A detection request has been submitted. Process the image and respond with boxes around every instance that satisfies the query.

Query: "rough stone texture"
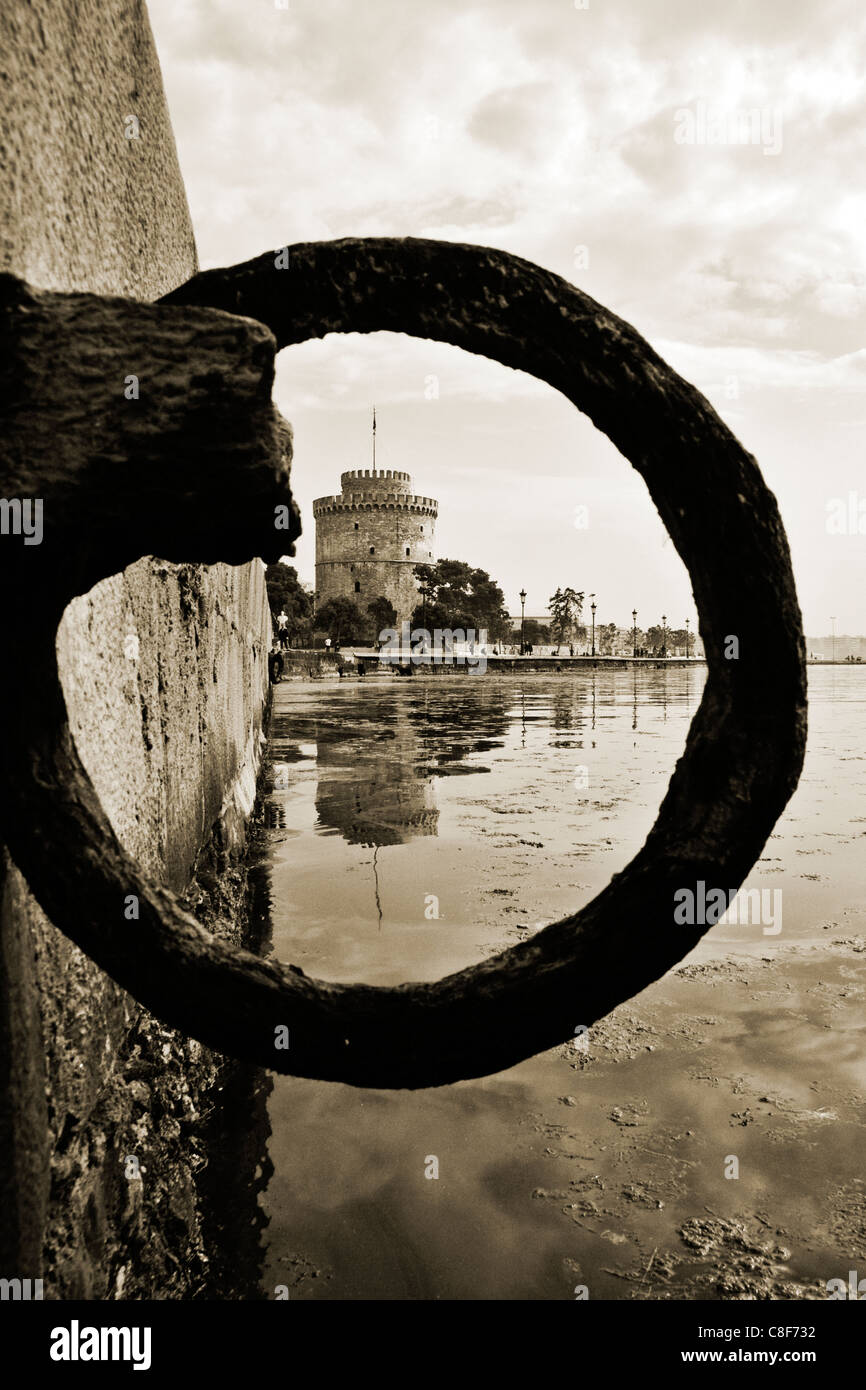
[0,850,51,1283]
[278,650,342,680]
[0,0,274,1295]
[314,468,437,623]
[58,562,271,892]
[0,0,195,299]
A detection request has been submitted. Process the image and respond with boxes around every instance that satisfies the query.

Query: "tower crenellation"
[340,468,413,494]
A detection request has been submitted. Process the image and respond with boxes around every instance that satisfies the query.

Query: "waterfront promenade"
[275,647,858,679]
[346,649,704,672]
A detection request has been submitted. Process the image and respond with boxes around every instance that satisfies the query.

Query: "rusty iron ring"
[2,241,807,1088]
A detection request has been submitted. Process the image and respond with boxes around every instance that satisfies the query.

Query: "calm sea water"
[250,666,866,1299]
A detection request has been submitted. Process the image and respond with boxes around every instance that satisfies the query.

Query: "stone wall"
[278,649,342,680]
[0,0,273,1296]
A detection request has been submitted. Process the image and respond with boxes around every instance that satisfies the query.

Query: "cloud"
[467,82,558,156]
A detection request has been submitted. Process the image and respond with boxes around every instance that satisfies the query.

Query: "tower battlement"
[313,493,438,516]
[340,468,412,491]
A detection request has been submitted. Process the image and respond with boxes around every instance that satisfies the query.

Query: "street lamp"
[519,588,527,655]
[591,598,597,657]
[632,608,638,658]
[830,615,836,663]
[685,617,691,659]
[661,614,667,657]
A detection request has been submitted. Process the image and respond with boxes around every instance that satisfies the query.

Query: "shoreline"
[276,648,864,679]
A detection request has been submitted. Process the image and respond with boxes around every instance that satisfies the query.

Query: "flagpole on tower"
[372,405,376,470]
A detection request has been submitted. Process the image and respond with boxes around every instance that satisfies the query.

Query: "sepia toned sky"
[149,0,866,634]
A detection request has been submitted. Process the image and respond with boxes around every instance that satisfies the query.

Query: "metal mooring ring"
[4,240,806,1088]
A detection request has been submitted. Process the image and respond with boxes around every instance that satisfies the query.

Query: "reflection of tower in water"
[315,724,440,846]
[313,686,512,847]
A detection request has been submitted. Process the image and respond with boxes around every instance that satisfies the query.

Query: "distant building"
[509,616,549,632]
[313,432,438,628]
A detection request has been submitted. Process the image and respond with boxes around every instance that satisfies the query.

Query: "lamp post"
[632,608,638,658]
[591,598,597,657]
[519,588,527,655]
[661,614,667,658]
[685,617,691,659]
[830,615,836,663]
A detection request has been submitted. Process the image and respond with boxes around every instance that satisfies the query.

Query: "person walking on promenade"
[268,647,284,683]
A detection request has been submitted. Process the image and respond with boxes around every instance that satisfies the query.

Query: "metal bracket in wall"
[0,244,806,1089]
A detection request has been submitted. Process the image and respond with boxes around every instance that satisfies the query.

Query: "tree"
[315,597,366,646]
[547,588,565,644]
[265,563,313,646]
[367,595,397,645]
[547,587,585,645]
[598,622,619,655]
[521,618,549,646]
[412,559,511,642]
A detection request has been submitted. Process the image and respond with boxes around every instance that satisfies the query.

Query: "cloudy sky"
[149,0,865,635]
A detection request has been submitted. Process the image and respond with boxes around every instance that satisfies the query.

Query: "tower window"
[405,547,410,556]
[369,546,375,554]
[354,581,361,593]
[354,522,359,530]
